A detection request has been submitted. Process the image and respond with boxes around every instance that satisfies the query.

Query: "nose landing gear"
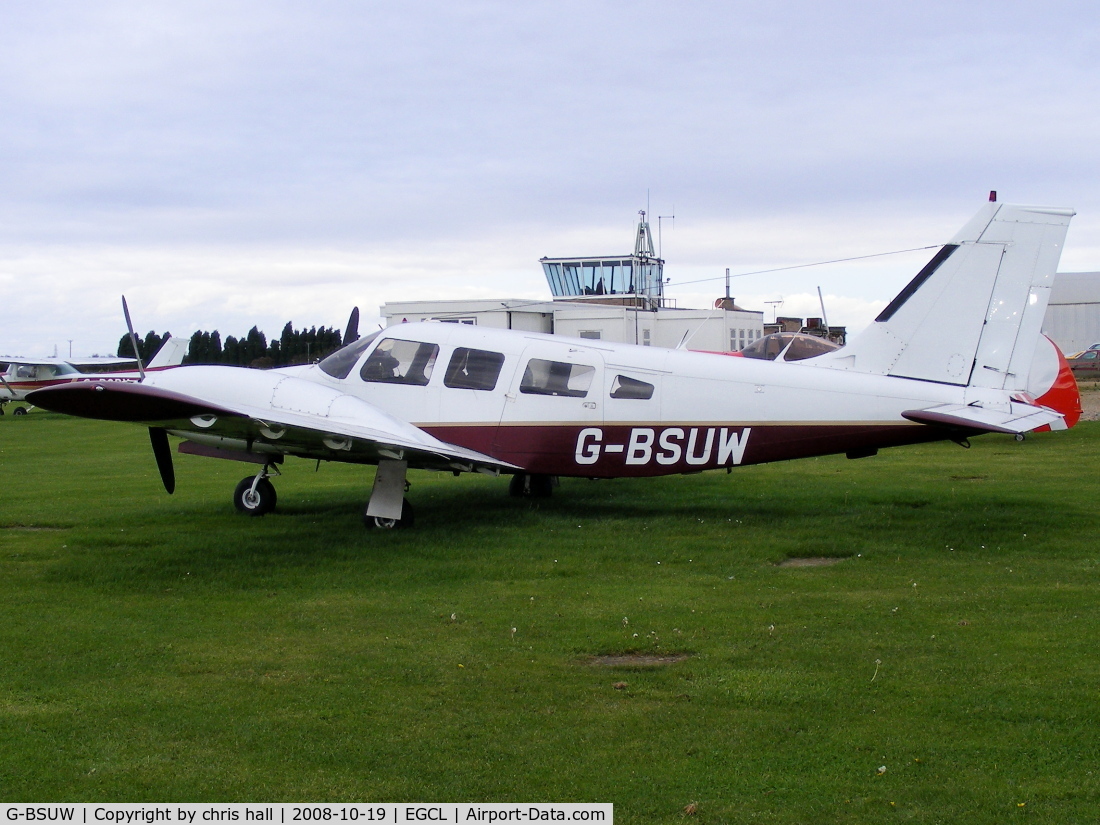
[233,464,280,516]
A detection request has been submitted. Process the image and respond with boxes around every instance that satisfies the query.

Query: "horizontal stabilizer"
[901,402,1065,435]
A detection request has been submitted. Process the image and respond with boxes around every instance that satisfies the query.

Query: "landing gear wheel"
[12,407,27,416]
[509,473,554,498]
[233,476,277,516]
[363,497,414,529]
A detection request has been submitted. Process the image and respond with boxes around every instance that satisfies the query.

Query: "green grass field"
[1,413,1098,822]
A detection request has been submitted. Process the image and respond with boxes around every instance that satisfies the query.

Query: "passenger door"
[493,343,605,471]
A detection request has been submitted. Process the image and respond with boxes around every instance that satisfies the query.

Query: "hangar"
[1043,272,1100,355]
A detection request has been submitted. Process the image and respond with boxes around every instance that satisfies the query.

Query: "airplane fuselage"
[139,320,1045,479]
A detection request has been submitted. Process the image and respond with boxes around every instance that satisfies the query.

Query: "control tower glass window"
[582,262,602,294]
[541,256,661,299]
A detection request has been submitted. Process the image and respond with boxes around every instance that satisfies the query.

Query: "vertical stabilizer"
[147,336,189,369]
[819,203,1074,390]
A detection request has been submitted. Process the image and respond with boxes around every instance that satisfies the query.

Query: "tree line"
[117,322,346,368]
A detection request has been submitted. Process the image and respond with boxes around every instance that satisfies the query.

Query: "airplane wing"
[65,357,137,367]
[901,402,1065,434]
[27,378,517,475]
[0,356,135,367]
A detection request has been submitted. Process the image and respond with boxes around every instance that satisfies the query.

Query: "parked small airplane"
[1,337,188,415]
[30,202,1081,527]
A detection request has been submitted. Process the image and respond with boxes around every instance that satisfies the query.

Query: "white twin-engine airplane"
[30,202,1082,528]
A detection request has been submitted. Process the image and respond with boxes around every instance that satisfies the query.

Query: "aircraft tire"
[233,476,277,516]
[12,407,27,416]
[364,497,413,530]
[508,473,526,497]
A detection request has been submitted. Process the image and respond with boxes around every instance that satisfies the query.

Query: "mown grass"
[1,412,1098,822]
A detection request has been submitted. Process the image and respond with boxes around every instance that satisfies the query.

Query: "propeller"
[344,306,360,345]
[122,295,146,381]
[149,427,175,494]
[123,295,174,494]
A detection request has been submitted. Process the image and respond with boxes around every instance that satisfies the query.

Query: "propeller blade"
[149,427,175,494]
[122,295,146,381]
[343,306,360,345]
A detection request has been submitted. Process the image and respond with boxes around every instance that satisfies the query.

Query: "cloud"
[1,1,1098,355]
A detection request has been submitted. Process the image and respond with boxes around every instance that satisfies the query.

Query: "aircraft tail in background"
[147,335,188,369]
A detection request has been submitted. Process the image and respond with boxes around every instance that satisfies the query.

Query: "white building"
[381,296,765,351]
[382,213,765,351]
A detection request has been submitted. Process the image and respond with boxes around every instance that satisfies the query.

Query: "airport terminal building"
[382,213,768,352]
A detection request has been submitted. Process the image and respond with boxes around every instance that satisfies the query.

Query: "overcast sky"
[2,0,1098,357]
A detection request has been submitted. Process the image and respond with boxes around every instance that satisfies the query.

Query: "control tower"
[540,211,665,309]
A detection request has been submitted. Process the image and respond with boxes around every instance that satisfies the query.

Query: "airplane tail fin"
[147,335,188,369]
[819,203,1074,393]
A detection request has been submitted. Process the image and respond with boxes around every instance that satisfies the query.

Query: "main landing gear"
[233,464,279,516]
[364,497,414,530]
[363,459,414,529]
[509,472,555,498]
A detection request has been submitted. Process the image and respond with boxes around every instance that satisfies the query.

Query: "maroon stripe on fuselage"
[4,378,76,392]
[421,422,944,477]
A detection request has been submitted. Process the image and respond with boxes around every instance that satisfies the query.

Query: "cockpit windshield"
[739,333,839,362]
[318,330,383,379]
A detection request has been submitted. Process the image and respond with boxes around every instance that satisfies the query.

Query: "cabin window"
[444,347,506,390]
[319,330,382,379]
[360,338,439,385]
[610,375,654,400]
[520,359,595,398]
